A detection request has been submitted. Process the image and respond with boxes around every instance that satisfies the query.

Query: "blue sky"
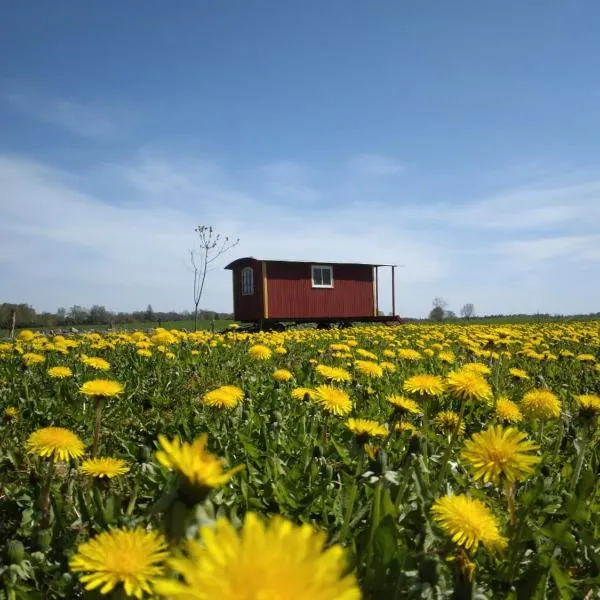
[1,1,599,317]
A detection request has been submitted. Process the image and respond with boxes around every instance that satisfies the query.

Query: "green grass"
[6,319,233,337]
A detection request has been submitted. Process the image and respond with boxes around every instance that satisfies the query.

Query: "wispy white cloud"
[0,154,448,316]
[2,151,600,317]
[435,180,600,231]
[496,235,600,264]
[4,84,125,138]
[348,154,406,177]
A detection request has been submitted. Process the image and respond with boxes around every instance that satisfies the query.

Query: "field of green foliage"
[0,323,599,599]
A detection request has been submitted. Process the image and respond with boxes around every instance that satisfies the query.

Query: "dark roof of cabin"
[224,257,397,270]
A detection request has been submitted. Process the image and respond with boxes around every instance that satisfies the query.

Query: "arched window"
[241,267,254,295]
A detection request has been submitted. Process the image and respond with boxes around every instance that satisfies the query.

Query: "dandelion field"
[1,323,599,599]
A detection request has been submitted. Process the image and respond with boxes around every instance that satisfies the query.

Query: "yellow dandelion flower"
[575,394,600,417]
[434,411,465,435]
[69,528,168,598]
[156,433,243,492]
[445,370,492,403]
[379,361,396,373]
[386,394,421,415]
[509,368,529,380]
[462,363,491,376]
[202,385,244,409]
[576,353,596,363]
[438,351,455,364]
[354,360,383,378]
[80,380,124,398]
[18,329,35,342]
[461,425,540,484]
[345,418,388,439]
[521,389,561,420]
[495,397,523,423]
[82,356,111,371]
[275,346,287,355]
[291,387,316,401]
[356,348,377,360]
[330,343,351,353]
[80,457,130,479]
[431,494,507,552]
[153,512,360,600]
[273,369,293,382]
[395,421,418,436]
[397,348,423,361]
[313,385,352,416]
[22,352,45,367]
[26,427,85,462]
[48,366,73,379]
[403,374,445,397]
[137,349,152,358]
[315,364,352,382]
[5,406,19,419]
[248,344,272,360]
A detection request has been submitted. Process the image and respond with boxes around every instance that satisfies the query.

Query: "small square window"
[311,265,333,288]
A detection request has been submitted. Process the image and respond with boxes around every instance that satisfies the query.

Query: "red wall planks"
[265,262,374,319]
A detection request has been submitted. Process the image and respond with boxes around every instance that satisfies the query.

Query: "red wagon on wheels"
[225,257,401,331]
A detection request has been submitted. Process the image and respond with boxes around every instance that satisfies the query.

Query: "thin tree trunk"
[10,309,16,339]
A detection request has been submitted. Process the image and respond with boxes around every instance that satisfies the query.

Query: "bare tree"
[190,225,239,331]
[460,303,475,319]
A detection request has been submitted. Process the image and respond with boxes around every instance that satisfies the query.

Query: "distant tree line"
[421,297,599,323]
[0,303,233,330]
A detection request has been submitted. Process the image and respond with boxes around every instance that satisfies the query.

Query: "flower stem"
[504,479,517,526]
[40,461,55,529]
[422,398,430,465]
[92,396,104,457]
[570,421,590,493]
[435,398,466,489]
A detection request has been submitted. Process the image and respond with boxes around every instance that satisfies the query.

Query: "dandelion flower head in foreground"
[313,386,353,416]
[202,385,244,409]
[26,426,85,462]
[80,457,130,479]
[153,512,360,600]
[69,528,168,598]
[156,433,243,491]
[315,364,352,383]
[273,368,293,383]
[81,356,111,371]
[397,348,423,361]
[461,425,540,484]
[403,374,445,397]
[22,352,45,367]
[574,394,600,417]
[445,370,493,403]
[345,418,388,439]
[354,360,384,378]
[248,344,272,360]
[495,397,523,423]
[434,410,465,435]
[509,368,529,380]
[291,387,317,401]
[79,379,124,398]
[521,389,561,420]
[48,366,73,379]
[5,406,19,419]
[386,394,421,415]
[431,494,507,552]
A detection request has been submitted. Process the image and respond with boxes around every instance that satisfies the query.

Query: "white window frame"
[311,264,334,288]
[241,266,254,295]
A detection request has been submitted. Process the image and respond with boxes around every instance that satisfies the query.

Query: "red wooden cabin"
[224,257,399,327]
